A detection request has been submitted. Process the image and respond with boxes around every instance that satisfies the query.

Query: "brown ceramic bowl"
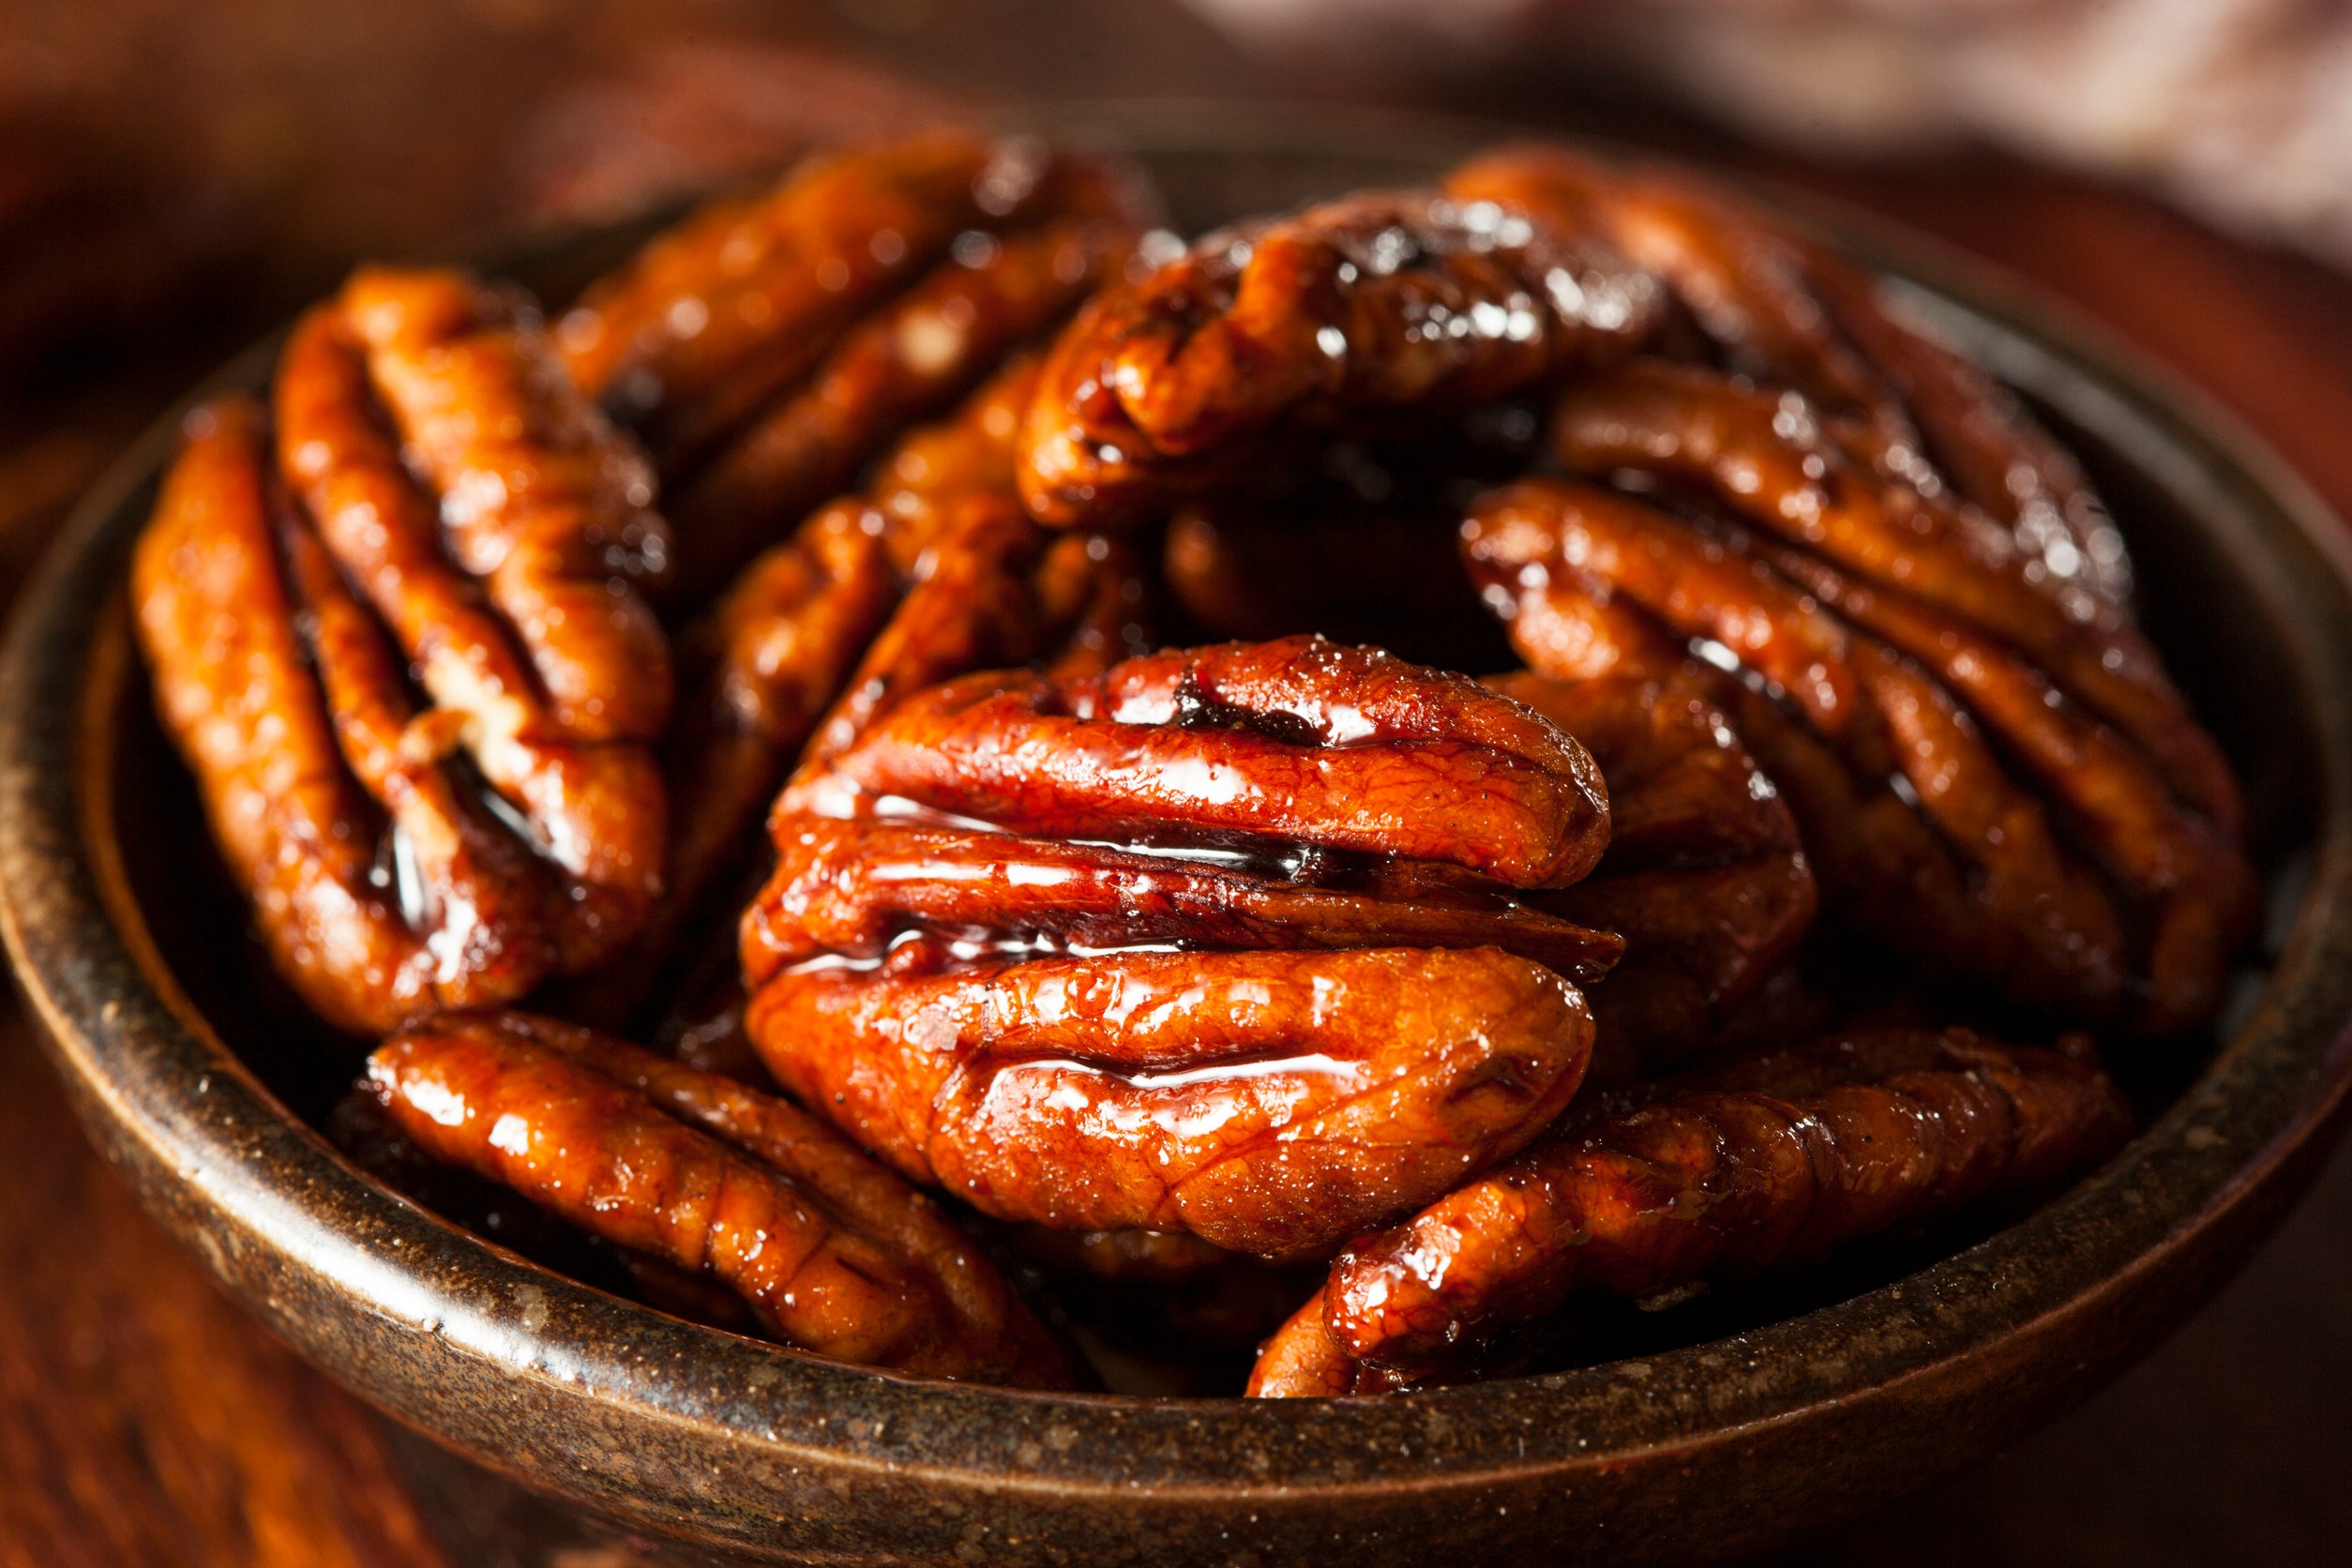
[5,105,2351,1567]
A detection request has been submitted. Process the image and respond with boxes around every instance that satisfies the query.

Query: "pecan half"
[1464,477,2254,1033]
[744,636,1616,1259]
[137,274,671,1032]
[1445,142,2130,611]
[556,130,1154,495]
[1247,1027,2133,1395]
[1017,188,1664,527]
[368,1010,1077,1388]
[1490,666,1818,1078]
[276,266,671,946]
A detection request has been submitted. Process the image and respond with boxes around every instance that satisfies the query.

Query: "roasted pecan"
[567,345,1146,1033]
[1489,666,1818,1078]
[276,266,671,948]
[1550,360,2237,835]
[137,271,672,1033]
[556,130,1153,494]
[664,217,1135,600]
[1464,477,2254,1033]
[1445,142,2131,611]
[368,1010,1077,1388]
[1247,1027,2133,1395]
[1017,188,1663,528]
[744,636,1616,1259]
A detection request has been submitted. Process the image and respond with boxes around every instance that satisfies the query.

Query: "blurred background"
[2,3,2348,1563]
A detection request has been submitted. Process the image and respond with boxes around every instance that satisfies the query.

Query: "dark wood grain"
[0,1010,453,1568]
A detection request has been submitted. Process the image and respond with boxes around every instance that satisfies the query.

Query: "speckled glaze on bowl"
[5,106,2351,1568]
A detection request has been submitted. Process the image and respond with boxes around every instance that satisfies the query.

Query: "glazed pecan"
[556,129,1153,495]
[566,349,1147,1034]
[1489,667,1818,1079]
[137,292,670,1033]
[744,637,1618,1259]
[275,266,671,956]
[1445,142,2131,611]
[1017,188,1663,528]
[664,217,1134,599]
[1247,1027,2133,1395]
[1550,360,2237,835]
[368,1010,1076,1387]
[1464,478,2254,1033]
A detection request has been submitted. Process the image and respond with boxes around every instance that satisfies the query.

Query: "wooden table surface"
[3,14,2351,1564]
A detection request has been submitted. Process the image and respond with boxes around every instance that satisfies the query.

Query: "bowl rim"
[6,98,2352,1523]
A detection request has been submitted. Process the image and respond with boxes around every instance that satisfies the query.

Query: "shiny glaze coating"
[1466,510,2049,1019]
[1491,669,1817,1077]
[1470,481,2118,1017]
[1444,142,2132,611]
[1249,1028,2133,1395]
[579,362,1142,1032]
[134,400,469,1031]
[135,394,656,1031]
[1552,359,2239,837]
[556,130,1152,474]
[741,817,1622,984]
[668,218,1132,600]
[746,945,1592,1259]
[1466,475,2254,1033]
[749,635,1612,1258]
[1018,188,1662,526]
[277,268,670,948]
[368,1010,1076,1388]
[870,352,1044,571]
[787,636,1612,888]
[1753,535,2256,1034]
[335,266,672,747]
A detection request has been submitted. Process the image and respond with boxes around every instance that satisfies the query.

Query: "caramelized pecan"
[1247,1027,2132,1395]
[1489,667,1817,1078]
[1550,360,2237,835]
[1445,142,2131,610]
[557,130,1153,482]
[277,267,671,955]
[665,217,1133,599]
[1464,477,2253,1033]
[369,1010,1076,1387]
[746,637,1614,1259]
[1018,188,1662,527]
[136,349,665,1032]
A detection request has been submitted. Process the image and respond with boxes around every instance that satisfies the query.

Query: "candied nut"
[559,129,1154,479]
[369,1010,1076,1387]
[135,382,658,1032]
[1463,476,2253,1033]
[1247,1027,2133,1395]
[746,636,1616,1259]
[1445,141,2131,609]
[1017,188,1664,527]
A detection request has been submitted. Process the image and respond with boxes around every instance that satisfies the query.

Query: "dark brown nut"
[1549,359,2238,837]
[277,267,671,958]
[1018,188,1663,527]
[1464,475,2255,1035]
[665,217,1133,600]
[1248,1027,2132,1395]
[557,130,1154,475]
[1490,667,1817,1078]
[1444,141,2131,611]
[368,1010,1077,1388]
[134,397,604,1032]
